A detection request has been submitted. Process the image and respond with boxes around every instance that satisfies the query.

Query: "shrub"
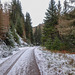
[13,33,20,45]
[45,38,53,50]
[45,37,63,50]
[51,37,62,50]
[5,31,15,47]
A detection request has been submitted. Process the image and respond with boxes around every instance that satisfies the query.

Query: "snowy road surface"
[0,46,75,75]
[0,47,40,75]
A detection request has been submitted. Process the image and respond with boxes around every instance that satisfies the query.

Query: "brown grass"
[42,47,75,54]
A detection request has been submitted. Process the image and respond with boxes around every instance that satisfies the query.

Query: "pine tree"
[57,0,61,24]
[37,25,42,45]
[10,0,25,37]
[58,0,61,17]
[25,12,33,44]
[63,0,68,14]
[34,27,38,45]
[16,14,23,37]
[8,0,26,45]
[10,0,17,25]
[33,25,42,45]
[42,0,60,50]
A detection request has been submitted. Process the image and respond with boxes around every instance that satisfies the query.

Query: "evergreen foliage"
[45,37,62,50]
[10,0,26,38]
[63,0,68,14]
[16,14,23,37]
[57,0,61,18]
[33,27,38,45]
[25,12,33,44]
[5,0,26,46]
[5,31,15,47]
[33,25,42,45]
[42,0,61,50]
[38,25,42,45]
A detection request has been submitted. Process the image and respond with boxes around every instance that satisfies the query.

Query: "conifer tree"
[9,0,26,44]
[25,12,33,44]
[37,25,42,45]
[63,0,68,14]
[10,0,25,37]
[58,0,61,17]
[34,27,38,45]
[57,0,61,24]
[33,25,42,45]
[42,0,60,50]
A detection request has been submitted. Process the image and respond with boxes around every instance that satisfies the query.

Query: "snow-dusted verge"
[0,36,27,64]
[0,38,20,58]
[7,30,28,47]
[17,33,28,47]
[0,47,29,65]
[0,39,11,58]
[0,30,28,58]
[0,50,18,64]
[35,47,75,75]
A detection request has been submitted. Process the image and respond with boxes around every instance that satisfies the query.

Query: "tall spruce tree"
[34,27,38,45]
[57,0,61,24]
[37,25,42,45]
[58,0,61,17]
[33,25,42,45]
[25,12,33,44]
[63,0,68,14]
[9,0,26,44]
[42,0,61,50]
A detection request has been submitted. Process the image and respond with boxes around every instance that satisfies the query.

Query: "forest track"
[0,47,29,75]
[0,47,41,75]
[24,48,41,75]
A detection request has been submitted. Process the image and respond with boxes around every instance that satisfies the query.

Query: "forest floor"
[0,46,75,75]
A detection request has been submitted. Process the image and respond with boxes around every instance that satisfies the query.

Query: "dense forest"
[33,0,75,52]
[0,0,75,52]
[0,0,33,47]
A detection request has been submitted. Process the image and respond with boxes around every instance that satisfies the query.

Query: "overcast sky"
[1,0,64,27]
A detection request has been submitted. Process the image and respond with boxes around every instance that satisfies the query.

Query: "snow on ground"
[35,47,75,75]
[0,39,11,58]
[0,47,29,64]
[0,47,29,75]
[17,33,28,47]
[0,49,20,64]
[0,33,28,64]
[7,47,36,75]
[0,46,75,75]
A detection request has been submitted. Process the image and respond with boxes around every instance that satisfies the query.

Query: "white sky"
[1,0,64,27]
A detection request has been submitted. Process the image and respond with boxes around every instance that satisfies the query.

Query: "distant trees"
[34,27,38,45]
[10,0,24,37]
[33,25,42,45]
[63,0,68,14]
[58,0,61,18]
[63,0,75,14]
[38,25,42,45]
[25,12,33,44]
[4,0,26,46]
[10,0,34,44]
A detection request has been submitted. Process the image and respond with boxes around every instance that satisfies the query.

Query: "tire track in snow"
[25,48,41,75]
[7,47,41,75]
[0,47,29,75]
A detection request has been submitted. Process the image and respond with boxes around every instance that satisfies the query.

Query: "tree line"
[41,0,75,51]
[34,0,75,52]
[4,0,33,46]
[3,0,75,52]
